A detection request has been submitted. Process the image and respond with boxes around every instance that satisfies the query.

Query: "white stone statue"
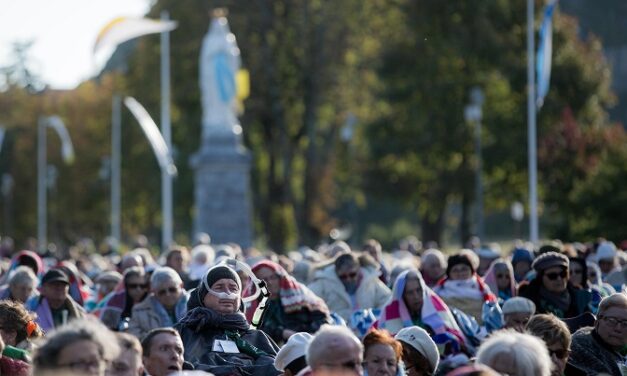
[199,9,241,140]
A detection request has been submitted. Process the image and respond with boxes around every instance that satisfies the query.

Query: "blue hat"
[512,248,534,265]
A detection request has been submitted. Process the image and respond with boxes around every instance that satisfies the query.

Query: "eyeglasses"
[548,348,570,359]
[127,283,148,290]
[496,274,510,279]
[157,287,179,296]
[338,271,358,280]
[599,315,627,329]
[544,270,568,281]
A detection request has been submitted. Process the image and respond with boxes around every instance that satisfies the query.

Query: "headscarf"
[7,251,44,279]
[374,269,467,347]
[245,260,328,322]
[482,259,516,301]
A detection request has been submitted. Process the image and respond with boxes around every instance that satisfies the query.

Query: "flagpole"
[161,10,173,252]
[527,0,539,243]
[37,117,47,253]
[111,95,121,250]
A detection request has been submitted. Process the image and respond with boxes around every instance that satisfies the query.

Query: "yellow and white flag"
[94,17,177,56]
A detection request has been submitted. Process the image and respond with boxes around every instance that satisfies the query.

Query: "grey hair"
[8,265,38,287]
[476,329,551,376]
[306,324,363,369]
[33,317,120,371]
[150,266,182,291]
[421,249,446,268]
[597,292,627,317]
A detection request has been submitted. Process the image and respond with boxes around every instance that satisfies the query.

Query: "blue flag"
[536,0,558,109]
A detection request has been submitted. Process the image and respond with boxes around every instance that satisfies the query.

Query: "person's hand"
[282,329,297,340]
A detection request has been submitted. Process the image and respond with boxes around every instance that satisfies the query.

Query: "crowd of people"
[0,235,625,376]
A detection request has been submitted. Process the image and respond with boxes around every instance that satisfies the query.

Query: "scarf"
[482,259,516,301]
[435,275,496,303]
[150,293,189,327]
[178,307,250,333]
[539,286,571,318]
[375,269,468,347]
[245,260,329,322]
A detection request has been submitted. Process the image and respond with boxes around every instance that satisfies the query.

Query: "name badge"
[212,339,240,353]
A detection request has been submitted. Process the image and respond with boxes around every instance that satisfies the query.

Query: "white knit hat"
[274,332,313,371]
[501,296,536,315]
[395,326,439,374]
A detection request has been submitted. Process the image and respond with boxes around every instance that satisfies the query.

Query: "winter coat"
[25,295,85,334]
[128,292,189,339]
[175,307,280,376]
[257,298,332,345]
[569,327,625,376]
[518,279,591,319]
[308,265,391,322]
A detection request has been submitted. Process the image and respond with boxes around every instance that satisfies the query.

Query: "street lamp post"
[37,116,74,253]
[464,87,485,240]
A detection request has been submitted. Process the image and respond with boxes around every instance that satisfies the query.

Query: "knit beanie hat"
[446,254,475,277]
[511,247,534,265]
[531,251,569,273]
[203,265,242,291]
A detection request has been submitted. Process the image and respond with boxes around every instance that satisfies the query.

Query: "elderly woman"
[175,264,280,375]
[419,249,446,287]
[482,259,516,303]
[526,314,572,376]
[128,266,189,339]
[568,292,627,376]
[0,266,39,303]
[33,317,119,376]
[518,252,591,318]
[374,269,469,363]
[99,266,148,331]
[476,330,552,376]
[395,326,439,376]
[362,328,404,376]
[246,260,332,345]
[0,299,44,356]
[434,253,496,324]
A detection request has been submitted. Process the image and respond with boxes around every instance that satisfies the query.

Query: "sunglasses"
[548,348,569,359]
[338,271,358,280]
[157,287,179,296]
[127,283,148,290]
[544,270,568,281]
[496,274,510,279]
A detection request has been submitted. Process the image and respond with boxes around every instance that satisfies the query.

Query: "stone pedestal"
[190,132,253,247]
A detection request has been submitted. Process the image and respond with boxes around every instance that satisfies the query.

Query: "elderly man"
[128,267,189,339]
[501,297,536,333]
[308,252,391,322]
[26,268,85,332]
[569,292,627,376]
[306,325,364,376]
[141,328,184,376]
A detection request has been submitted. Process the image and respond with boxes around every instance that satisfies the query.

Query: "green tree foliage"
[366,0,616,245]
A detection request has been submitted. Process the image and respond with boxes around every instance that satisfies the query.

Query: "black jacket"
[175,307,280,376]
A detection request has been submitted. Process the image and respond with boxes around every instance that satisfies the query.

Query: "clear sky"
[0,0,150,90]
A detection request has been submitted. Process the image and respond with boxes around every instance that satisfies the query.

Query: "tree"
[366,0,615,245]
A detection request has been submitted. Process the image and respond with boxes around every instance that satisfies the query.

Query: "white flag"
[123,97,177,176]
[46,116,75,165]
[94,17,177,56]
